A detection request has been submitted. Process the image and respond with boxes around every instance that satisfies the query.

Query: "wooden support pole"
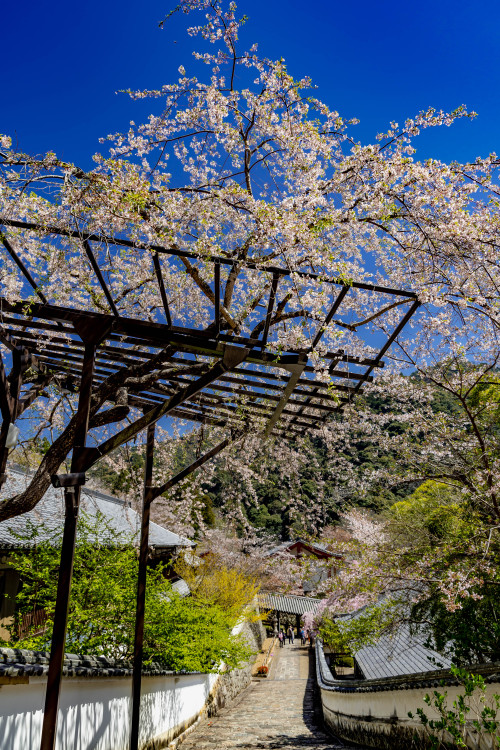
[0,352,13,489]
[214,261,220,336]
[130,422,155,750]
[0,348,25,489]
[39,342,96,750]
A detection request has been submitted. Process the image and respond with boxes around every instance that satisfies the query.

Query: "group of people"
[277,625,312,647]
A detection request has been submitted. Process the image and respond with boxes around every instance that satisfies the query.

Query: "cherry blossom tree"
[302,362,500,658]
[0,0,499,534]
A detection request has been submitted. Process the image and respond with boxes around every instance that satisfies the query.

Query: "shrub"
[2,512,252,672]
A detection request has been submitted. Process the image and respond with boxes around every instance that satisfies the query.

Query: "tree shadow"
[301,646,368,749]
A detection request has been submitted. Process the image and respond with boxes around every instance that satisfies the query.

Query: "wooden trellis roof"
[0,218,420,441]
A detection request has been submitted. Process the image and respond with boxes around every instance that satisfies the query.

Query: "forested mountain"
[87,370,470,542]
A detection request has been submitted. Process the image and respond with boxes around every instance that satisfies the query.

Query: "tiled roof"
[0,467,193,552]
[0,647,202,678]
[353,624,452,680]
[266,538,331,556]
[258,592,322,616]
[333,597,451,679]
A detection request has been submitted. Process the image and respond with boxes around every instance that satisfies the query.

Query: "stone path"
[180,640,356,749]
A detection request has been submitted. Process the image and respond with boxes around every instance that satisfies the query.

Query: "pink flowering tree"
[0,0,499,543]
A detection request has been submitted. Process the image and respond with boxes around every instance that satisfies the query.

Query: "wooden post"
[40,342,96,750]
[129,422,155,750]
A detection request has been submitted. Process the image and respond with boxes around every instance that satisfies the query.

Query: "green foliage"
[3,513,252,672]
[412,587,500,666]
[89,447,144,495]
[331,654,354,668]
[390,480,500,665]
[319,600,399,654]
[174,552,261,624]
[390,481,463,544]
[409,666,500,749]
[467,374,500,419]
[143,594,252,672]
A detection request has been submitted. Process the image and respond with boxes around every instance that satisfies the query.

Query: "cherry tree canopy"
[0,0,499,526]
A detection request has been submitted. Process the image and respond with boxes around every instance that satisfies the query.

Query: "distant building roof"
[259,592,322,616]
[0,467,194,553]
[266,538,340,559]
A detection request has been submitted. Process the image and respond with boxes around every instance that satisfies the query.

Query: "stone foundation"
[207,619,266,717]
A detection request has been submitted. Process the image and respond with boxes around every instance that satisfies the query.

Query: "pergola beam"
[0,232,49,304]
[352,299,421,395]
[152,252,172,327]
[0,218,419,299]
[264,361,307,438]
[77,344,249,470]
[310,285,349,350]
[261,272,279,349]
[82,239,119,317]
[151,436,232,500]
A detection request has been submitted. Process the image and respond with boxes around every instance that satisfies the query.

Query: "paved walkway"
[180,640,354,749]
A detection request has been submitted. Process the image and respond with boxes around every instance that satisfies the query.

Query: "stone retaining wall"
[206,619,266,717]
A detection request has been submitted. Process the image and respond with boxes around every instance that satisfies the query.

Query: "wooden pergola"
[0,218,420,750]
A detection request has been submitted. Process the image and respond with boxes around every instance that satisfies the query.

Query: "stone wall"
[207,618,266,716]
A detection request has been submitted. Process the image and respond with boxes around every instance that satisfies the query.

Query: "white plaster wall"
[0,607,261,749]
[0,671,219,750]
[321,681,500,722]
[321,682,500,750]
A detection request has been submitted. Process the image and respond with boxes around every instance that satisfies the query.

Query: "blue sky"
[2,0,499,169]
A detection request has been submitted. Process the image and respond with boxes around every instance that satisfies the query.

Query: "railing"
[263,636,277,669]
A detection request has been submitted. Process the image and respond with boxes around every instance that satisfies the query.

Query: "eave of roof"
[0,466,194,551]
[258,592,322,616]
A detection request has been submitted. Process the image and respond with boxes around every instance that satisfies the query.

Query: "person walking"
[287,625,294,644]
[300,627,306,646]
[278,629,284,648]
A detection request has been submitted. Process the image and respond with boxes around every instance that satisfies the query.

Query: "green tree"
[3,512,252,671]
[318,600,400,654]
